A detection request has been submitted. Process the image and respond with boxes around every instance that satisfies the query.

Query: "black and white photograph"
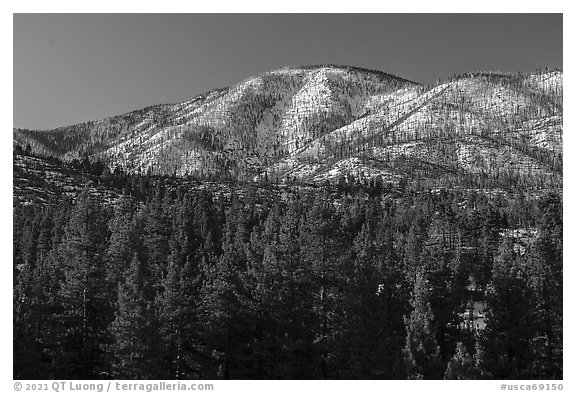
[11,12,563,384]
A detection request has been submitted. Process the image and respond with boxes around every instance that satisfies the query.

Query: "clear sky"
[13,13,562,130]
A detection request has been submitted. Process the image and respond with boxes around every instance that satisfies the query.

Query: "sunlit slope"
[14,66,562,187]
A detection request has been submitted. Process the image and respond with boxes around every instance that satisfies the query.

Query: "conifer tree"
[157,250,203,379]
[200,218,256,379]
[105,194,137,300]
[298,192,341,378]
[109,253,162,379]
[479,239,534,379]
[56,188,112,378]
[444,342,480,379]
[403,270,444,379]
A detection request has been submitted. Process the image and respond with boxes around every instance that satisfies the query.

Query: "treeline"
[13,181,562,380]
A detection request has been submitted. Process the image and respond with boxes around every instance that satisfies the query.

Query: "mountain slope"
[14,65,562,188]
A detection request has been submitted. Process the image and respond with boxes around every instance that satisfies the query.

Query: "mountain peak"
[264,64,418,84]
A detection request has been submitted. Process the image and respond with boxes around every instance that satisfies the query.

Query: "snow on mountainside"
[14,65,562,188]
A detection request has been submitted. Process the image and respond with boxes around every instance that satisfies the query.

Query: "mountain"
[13,64,563,189]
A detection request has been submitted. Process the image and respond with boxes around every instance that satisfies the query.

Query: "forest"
[13,167,562,380]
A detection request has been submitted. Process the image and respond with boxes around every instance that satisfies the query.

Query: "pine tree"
[56,188,112,378]
[372,216,410,379]
[403,270,444,379]
[478,239,534,379]
[273,197,317,378]
[336,221,381,378]
[141,192,173,297]
[157,250,203,379]
[109,253,160,378]
[403,217,428,284]
[199,216,256,379]
[14,255,42,378]
[105,194,137,302]
[444,342,479,379]
[523,192,562,379]
[298,192,341,378]
[13,199,74,379]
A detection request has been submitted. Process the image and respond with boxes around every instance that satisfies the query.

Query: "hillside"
[13,152,118,205]
[14,65,562,189]
[12,150,323,207]
[13,65,563,381]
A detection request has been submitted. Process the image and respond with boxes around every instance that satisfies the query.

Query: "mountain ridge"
[13,64,562,190]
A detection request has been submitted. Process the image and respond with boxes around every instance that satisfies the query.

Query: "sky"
[13,13,562,130]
